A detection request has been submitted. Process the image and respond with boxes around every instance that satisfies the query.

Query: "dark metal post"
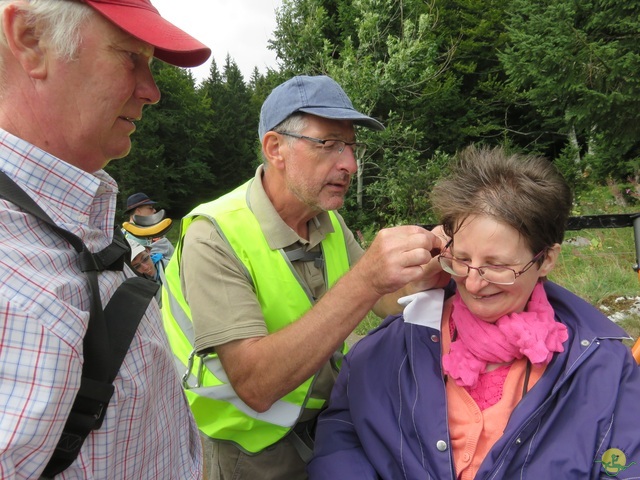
[633,214,640,281]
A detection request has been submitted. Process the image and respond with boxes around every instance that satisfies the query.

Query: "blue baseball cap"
[258,75,385,140]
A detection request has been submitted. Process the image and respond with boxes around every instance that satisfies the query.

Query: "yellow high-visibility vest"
[162,179,350,453]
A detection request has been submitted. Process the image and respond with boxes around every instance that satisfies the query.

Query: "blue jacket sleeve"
[307,354,380,479]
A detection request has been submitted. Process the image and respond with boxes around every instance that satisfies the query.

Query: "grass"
[553,227,640,346]
[356,311,384,336]
[355,185,640,343]
[552,229,638,305]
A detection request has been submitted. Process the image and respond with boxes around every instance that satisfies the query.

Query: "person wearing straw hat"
[163,74,449,479]
[0,0,210,478]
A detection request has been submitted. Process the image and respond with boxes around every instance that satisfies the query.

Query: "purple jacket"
[308,282,640,479]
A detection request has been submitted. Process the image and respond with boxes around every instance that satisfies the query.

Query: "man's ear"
[2,4,48,79]
[262,132,287,170]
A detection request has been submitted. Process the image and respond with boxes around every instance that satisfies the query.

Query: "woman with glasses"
[308,145,640,479]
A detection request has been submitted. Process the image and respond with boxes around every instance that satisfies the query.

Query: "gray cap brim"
[298,107,385,131]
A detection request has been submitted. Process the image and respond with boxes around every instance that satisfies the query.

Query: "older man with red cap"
[0,1,209,478]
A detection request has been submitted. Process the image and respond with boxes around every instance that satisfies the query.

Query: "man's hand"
[358,225,450,318]
[351,225,448,297]
[414,224,451,290]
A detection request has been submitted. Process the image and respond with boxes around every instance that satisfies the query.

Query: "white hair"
[0,0,92,61]
[273,113,309,138]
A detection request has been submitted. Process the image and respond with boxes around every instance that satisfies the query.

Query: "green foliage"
[270,0,333,73]
[272,0,469,227]
[269,0,640,227]
[553,143,590,199]
[109,0,640,224]
[500,0,640,176]
[574,183,640,216]
[432,0,518,145]
[364,148,451,227]
[199,57,260,201]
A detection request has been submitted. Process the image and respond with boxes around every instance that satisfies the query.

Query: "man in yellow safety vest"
[162,75,449,479]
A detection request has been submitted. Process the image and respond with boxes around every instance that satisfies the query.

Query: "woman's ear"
[539,243,561,277]
[2,4,48,79]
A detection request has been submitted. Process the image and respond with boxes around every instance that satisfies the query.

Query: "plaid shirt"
[0,129,202,479]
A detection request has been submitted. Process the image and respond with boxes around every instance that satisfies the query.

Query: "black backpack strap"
[93,228,129,272]
[0,171,158,478]
[104,277,159,382]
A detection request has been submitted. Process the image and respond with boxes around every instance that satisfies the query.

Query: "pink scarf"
[442,282,568,388]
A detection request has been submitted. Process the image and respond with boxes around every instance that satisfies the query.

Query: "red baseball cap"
[83,0,211,67]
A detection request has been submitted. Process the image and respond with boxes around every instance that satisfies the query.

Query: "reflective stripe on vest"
[162,179,350,453]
